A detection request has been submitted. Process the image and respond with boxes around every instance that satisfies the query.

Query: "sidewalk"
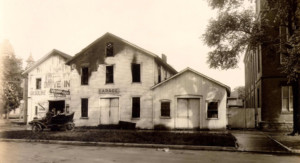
[230,130,291,154]
[265,131,300,154]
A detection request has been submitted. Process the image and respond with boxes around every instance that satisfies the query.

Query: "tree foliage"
[0,40,23,114]
[203,0,300,83]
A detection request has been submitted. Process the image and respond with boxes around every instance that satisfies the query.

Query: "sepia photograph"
[0,0,300,162]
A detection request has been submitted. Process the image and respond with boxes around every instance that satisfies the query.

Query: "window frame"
[131,63,141,83]
[81,67,89,85]
[131,97,140,119]
[81,98,89,118]
[36,78,42,90]
[160,100,171,118]
[281,86,293,113]
[106,42,114,57]
[206,100,219,119]
[106,65,114,84]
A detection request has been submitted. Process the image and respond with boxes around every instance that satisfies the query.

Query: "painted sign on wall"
[99,88,120,94]
[30,90,46,96]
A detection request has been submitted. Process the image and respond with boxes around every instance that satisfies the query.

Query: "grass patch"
[0,129,237,147]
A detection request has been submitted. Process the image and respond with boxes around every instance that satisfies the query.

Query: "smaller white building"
[152,68,230,129]
[22,49,72,122]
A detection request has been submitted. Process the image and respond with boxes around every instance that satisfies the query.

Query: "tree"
[203,0,300,135]
[232,86,245,100]
[0,40,23,118]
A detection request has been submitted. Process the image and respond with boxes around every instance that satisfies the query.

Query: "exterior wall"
[152,71,228,129]
[26,54,71,122]
[227,108,256,129]
[69,39,175,129]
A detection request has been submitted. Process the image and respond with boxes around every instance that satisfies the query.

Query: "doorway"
[176,98,200,129]
[100,98,119,124]
[49,100,65,114]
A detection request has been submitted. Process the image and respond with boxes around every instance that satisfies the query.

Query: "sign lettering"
[99,88,120,94]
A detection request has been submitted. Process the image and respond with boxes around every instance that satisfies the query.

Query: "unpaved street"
[0,141,300,163]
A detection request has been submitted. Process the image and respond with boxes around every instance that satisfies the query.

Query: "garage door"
[100,98,119,124]
[176,98,200,129]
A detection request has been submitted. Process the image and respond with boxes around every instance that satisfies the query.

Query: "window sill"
[81,84,89,86]
[160,116,171,119]
[105,83,114,85]
[131,117,140,120]
[131,82,142,84]
[80,117,89,119]
[281,111,293,114]
[206,118,219,120]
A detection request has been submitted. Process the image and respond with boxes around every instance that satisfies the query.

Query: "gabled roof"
[151,67,231,95]
[66,32,177,74]
[22,49,72,75]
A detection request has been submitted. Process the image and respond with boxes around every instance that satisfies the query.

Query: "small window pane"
[36,78,41,89]
[207,102,218,118]
[161,102,170,117]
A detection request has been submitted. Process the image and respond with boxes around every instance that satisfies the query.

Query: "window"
[81,67,89,85]
[132,97,140,118]
[282,86,293,112]
[161,101,170,117]
[106,66,114,84]
[131,63,141,82]
[106,42,114,57]
[36,78,41,89]
[81,98,88,118]
[158,66,161,83]
[207,101,218,118]
[35,106,38,116]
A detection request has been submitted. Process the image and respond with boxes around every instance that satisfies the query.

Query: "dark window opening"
[106,66,114,84]
[106,42,114,57]
[207,102,218,118]
[132,63,141,82]
[161,102,170,117]
[36,78,41,89]
[158,66,161,83]
[81,67,89,85]
[132,97,140,118]
[35,106,38,116]
[81,98,88,118]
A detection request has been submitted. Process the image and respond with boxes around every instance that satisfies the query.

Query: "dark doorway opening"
[49,100,65,114]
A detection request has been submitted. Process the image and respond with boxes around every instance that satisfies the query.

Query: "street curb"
[267,135,300,155]
[0,138,238,152]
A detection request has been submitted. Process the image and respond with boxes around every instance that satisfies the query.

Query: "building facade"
[244,0,294,130]
[24,33,230,130]
[22,49,72,122]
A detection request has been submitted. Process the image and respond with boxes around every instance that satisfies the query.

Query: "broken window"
[207,101,218,118]
[131,63,141,82]
[81,98,88,118]
[36,78,41,89]
[106,65,114,84]
[106,42,114,57]
[161,101,170,117]
[132,97,140,118]
[81,67,89,85]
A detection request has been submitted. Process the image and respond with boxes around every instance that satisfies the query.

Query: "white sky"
[0,0,246,89]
